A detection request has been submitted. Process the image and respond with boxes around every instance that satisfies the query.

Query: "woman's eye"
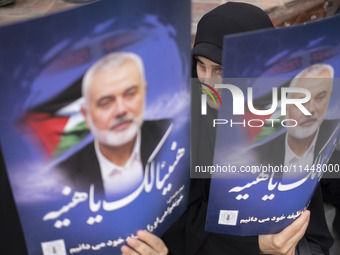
[215,68,222,74]
[198,63,206,71]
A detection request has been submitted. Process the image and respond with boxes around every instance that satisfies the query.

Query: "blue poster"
[205,15,340,235]
[0,0,191,254]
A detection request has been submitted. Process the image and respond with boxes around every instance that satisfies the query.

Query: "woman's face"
[196,56,222,109]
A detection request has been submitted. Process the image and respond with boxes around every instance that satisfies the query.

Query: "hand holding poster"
[204,14,340,236]
[0,0,190,254]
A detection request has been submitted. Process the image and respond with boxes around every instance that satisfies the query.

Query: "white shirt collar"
[284,128,319,166]
[94,131,141,179]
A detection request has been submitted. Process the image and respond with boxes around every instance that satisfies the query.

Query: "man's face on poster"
[286,69,332,140]
[83,60,146,147]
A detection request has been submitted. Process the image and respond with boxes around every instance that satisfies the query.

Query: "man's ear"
[81,106,89,128]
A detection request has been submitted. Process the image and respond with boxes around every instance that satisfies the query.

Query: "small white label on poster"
[218,210,238,226]
[41,239,66,255]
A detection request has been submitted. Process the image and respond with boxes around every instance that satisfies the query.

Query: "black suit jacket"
[253,119,340,168]
[57,119,172,195]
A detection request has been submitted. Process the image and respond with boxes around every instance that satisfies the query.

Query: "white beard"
[287,116,322,139]
[87,113,144,147]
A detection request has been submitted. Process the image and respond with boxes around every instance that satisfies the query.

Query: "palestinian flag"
[19,78,90,160]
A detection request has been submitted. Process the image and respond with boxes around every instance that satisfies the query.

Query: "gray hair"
[290,63,334,88]
[82,52,146,104]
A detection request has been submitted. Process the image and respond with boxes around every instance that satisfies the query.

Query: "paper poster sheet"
[205,15,340,235]
[0,0,190,254]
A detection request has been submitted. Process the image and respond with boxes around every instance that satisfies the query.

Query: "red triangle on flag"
[24,113,69,157]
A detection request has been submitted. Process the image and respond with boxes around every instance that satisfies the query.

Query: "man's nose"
[114,97,127,117]
[305,100,316,115]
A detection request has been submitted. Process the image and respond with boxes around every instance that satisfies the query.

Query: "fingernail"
[137,230,146,237]
[127,237,137,245]
[121,245,128,254]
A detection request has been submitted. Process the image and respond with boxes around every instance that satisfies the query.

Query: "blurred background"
[1,0,340,31]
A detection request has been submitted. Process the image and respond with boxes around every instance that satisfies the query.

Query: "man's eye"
[316,96,325,102]
[97,98,113,107]
[125,88,138,98]
[315,92,327,102]
[126,92,136,99]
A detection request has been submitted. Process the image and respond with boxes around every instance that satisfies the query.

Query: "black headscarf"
[191,2,274,176]
[164,3,275,255]
[192,2,274,65]
[191,3,274,174]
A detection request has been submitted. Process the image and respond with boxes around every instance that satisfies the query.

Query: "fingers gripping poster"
[0,0,191,254]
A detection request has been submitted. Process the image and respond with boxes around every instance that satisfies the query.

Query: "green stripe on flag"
[53,122,90,157]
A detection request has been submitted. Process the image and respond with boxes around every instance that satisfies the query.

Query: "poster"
[0,0,191,254]
[204,14,340,235]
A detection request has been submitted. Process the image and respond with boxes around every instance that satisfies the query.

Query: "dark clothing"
[0,146,28,255]
[164,26,261,254]
[321,149,340,234]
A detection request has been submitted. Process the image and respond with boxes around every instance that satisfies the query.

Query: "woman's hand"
[121,230,168,255]
[259,210,310,255]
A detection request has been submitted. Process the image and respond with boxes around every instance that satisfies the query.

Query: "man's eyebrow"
[316,90,327,97]
[96,93,115,104]
[125,85,138,91]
